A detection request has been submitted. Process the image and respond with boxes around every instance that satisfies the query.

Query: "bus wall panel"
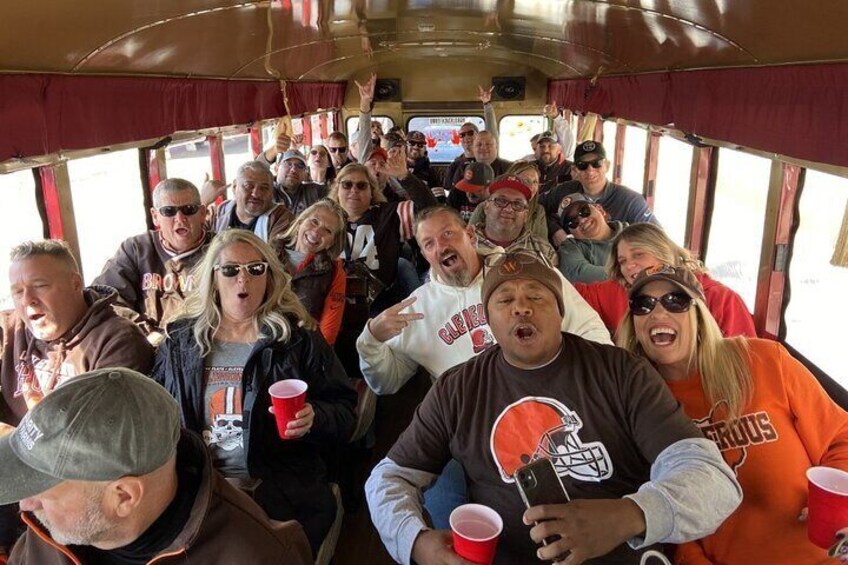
[547,63,848,169]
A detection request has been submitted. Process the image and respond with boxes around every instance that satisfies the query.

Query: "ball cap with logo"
[488,175,533,201]
[628,264,705,301]
[279,149,307,165]
[481,252,564,318]
[456,162,495,194]
[574,140,607,162]
[0,368,181,505]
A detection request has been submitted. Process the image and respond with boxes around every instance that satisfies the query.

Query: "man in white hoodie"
[356,205,611,396]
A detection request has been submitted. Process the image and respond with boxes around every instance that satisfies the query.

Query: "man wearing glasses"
[474,176,558,267]
[540,140,660,248]
[95,178,213,340]
[556,193,629,283]
[273,149,328,215]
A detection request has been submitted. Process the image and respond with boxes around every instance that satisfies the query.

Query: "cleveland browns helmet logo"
[490,397,612,483]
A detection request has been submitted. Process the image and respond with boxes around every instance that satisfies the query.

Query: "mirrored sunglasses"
[157,204,201,217]
[575,159,604,171]
[214,261,269,278]
[565,204,592,230]
[629,292,693,316]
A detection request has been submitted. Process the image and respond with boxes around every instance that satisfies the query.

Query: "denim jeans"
[423,459,468,530]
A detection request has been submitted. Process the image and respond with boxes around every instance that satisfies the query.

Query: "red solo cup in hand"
[449,503,503,565]
[807,466,848,548]
[268,379,308,440]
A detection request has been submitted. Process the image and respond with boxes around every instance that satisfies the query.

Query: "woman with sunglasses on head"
[617,265,848,564]
[152,229,356,556]
[573,222,756,338]
[307,144,335,185]
[328,162,437,376]
[280,199,347,345]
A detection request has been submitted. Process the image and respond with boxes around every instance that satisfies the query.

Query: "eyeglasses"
[328,146,347,153]
[157,204,201,217]
[564,204,592,231]
[214,261,269,278]
[459,130,476,138]
[407,141,426,148]
[575,159,604,171]
[490,197,529,212]
[629,292,693,316]
[283,160,306,170]
[340,180,370,191]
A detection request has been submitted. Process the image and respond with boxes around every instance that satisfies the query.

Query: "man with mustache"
[533,130,572,194]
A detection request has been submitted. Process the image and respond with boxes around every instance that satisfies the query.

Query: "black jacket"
[152,318,356,487]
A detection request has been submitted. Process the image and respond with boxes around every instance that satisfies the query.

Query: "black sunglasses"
[407,141,426,148]
[158,204,201,217]
[214,261,269,278]
[629,292,693,316]
[341,180,370,191]
[564,204,591,230]
[328,146,347,153]
[458,130,476,138]
[575,159,604,171]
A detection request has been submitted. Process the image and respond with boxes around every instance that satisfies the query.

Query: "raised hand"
[543,102,559,119]
[275,132,293,154]
[478,84,495,105]
[367,296,425,342]
[385,150,409,180]
[355,73,377,111]
[201,172,229,205]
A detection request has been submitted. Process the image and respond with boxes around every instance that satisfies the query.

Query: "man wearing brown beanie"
[366,252,741,565]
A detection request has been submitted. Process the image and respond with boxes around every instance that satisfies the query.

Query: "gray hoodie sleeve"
[365,457,438,565]
[484,102,498,141]
[624,437,742,548]
[357,109,374,164]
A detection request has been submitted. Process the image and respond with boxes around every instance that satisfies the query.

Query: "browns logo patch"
[557,196,572,214]
[645,264,670,276]
[582,141,596,152]
[500,258,522,274]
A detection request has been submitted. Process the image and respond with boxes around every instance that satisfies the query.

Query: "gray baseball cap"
[0,368,180,505]
[279,149,307,165]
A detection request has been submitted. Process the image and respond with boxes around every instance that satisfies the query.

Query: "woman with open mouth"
[279,199,347,345]
[573,222,755,339]
[617,264,848,565]
[152,229,357,556]
[308,144,335,185]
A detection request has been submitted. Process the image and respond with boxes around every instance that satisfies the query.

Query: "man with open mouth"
[365,251,741,565]
[95,178,213,340]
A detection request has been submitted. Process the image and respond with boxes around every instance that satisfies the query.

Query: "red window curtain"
[283,81,346,117]
[548,63,848,168]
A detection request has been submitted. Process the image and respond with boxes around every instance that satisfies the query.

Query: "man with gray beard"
[356,206,611,396]
[0,368,311,564]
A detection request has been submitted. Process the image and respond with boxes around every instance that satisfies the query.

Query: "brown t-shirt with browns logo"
[388,333,702,564]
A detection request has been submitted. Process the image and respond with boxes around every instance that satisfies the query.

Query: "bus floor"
[333,369,433,565]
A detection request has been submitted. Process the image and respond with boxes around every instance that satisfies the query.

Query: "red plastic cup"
[449,503,503,565]
[807,466,848,548]
[268,379,308,440]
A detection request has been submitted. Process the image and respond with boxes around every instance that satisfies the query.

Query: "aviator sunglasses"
[214,261,269,278]
[629,292,694,316]
[564,204,592,230]
[575,159,604,171]
[157,204,201,217]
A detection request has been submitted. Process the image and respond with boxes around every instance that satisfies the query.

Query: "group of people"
[0,76,846,565]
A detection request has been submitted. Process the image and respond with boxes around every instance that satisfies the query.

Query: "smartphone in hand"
[514,458,570,553]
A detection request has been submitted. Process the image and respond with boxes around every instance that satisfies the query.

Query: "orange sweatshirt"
[667,339,848,565]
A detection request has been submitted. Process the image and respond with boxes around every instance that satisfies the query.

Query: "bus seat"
[314,483,344,565]
[349,379,377,443]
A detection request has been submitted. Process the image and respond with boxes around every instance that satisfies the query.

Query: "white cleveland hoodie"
[356,261,612,395]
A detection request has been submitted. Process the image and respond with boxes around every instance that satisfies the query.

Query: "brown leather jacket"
[9,431,312,565]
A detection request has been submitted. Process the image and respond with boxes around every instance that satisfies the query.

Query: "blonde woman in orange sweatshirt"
[617,264,848,565]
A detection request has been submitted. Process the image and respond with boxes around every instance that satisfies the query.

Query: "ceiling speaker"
[374,79,401,102]
[491,77,526,101]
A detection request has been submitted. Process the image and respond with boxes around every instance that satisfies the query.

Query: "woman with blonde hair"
[280,199,347,345]
[153,229,356,555]
[617,264,848,564]
[574,222,755,338]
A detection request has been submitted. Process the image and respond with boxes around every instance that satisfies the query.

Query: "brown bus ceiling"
[2,0,847,81]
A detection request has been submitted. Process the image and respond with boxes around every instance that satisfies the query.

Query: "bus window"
[67,150,148,283]
[0,170,44,309]
[223,132,253,184]
[345,115,394,140]
[703,149,771,310]
[498,115,545,162]
[602,120,618,171]
[620,125,647,193]
[165,137,211,191]
[784,170,848,387]
[653,137,693,245]
[262,122,277,148]
[407,115,486,164]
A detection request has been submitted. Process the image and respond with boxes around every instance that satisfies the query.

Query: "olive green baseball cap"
[0,368,180,505]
